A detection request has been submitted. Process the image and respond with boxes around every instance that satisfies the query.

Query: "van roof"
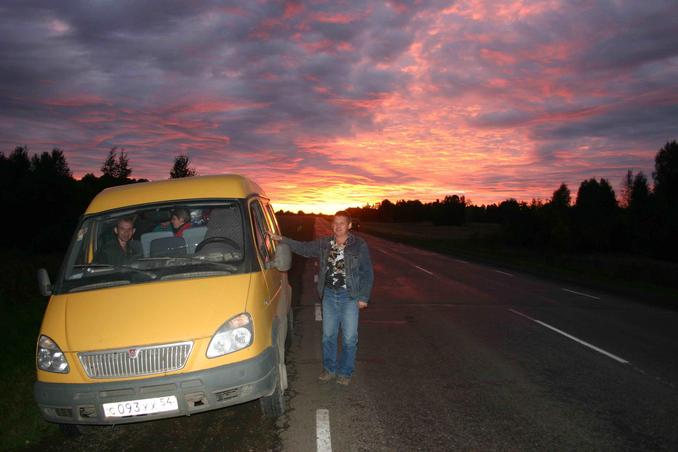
[85,174,267,214]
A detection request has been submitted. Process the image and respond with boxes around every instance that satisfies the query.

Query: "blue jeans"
[322,287,359,377]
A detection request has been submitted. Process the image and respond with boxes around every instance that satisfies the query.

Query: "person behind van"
[269,211,373,386]
[96,217,142,265]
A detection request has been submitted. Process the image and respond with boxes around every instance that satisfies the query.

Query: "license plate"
[103,395,178,418]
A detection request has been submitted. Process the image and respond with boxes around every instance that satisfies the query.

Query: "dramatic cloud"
[1,0,677,212]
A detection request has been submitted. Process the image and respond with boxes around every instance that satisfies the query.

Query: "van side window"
[262,201,279,253]
[263,202,280,235]
[250,200,274,263]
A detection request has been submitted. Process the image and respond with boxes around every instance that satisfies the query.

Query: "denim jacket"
[282,233,374,303]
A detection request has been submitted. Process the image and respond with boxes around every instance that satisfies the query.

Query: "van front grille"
[78,342,193,379]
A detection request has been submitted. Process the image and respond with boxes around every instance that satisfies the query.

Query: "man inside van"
[96,217,142,265]
[269,211,373,386]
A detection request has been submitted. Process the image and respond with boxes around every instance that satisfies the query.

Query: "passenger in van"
[151,208,193,236]
[170,207,192,237]
[96,217,142,265]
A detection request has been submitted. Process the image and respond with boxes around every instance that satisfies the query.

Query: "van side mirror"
[271,243,292,272]
[37,268,53,297]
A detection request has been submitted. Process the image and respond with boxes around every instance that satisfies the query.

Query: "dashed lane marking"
[494,269,514,277]
[316,409,332,452]
[509,309,629,364]
[562,288,601,300]
[315,304,322,321]
[414,265,435,276]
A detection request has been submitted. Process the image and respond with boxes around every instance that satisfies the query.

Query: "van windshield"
[58,201,249,294]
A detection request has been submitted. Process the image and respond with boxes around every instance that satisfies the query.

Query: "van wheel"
[260,368,285,418]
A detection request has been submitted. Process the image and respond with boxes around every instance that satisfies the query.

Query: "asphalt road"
[30,217,678,451]
[281,218,678,451]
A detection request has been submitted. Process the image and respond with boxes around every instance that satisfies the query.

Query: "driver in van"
[96,217,142,265]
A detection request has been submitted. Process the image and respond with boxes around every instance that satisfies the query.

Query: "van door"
[249,199,284,330]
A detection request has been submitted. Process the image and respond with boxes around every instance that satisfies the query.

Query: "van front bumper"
[34,346,276,425]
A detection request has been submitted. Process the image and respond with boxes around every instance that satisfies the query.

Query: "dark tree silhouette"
[101,147,132,180]
[547,183,573,250]
[117,149,132,179]
[31,148,72,179]
[170,154,197,178]
[551,183,571,210]
[628,172,651,212]
[575,178,618,251]
[653,140,678,204]
[651,140,678,259]
[101,148,118,177]
[377,199,395,222]
[432,195,466,226]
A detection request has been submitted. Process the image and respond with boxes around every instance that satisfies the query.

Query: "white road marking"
[315,304,322,321]
[316,409,332,452]
[562,288,601,300]
[414,265,435,276]
[494,269,514,277]
[455,259,469,264]
[509,309,630,364]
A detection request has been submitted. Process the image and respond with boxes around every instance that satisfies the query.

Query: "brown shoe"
[318,370,336,382]
[336,375,351,386]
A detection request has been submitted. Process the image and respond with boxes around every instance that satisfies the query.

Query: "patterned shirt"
[325,239,347,289]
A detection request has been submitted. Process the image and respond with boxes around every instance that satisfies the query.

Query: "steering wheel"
[195,236,241,253]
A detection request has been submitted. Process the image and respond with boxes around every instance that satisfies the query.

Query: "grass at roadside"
[361,221,678,307]
[1,252,62,450]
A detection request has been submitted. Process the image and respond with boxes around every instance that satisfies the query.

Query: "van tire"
[260,368,285,418]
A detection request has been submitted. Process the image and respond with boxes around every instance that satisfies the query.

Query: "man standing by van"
[269,211,373,386]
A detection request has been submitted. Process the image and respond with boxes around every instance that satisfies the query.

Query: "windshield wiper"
[68,280,132,293]
[73,264,158,280]
[139,255,241,269]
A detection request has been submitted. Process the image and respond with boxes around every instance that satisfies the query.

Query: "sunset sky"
[1,1,677,213]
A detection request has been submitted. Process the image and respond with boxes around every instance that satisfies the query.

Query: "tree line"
[2,141,676,261]
[0,147,197,252]
[347,141,678,262]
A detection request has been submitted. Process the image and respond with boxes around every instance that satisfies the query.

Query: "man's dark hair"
[117,216,136,227]
[334,210,352,223]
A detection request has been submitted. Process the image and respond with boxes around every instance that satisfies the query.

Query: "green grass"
[361,221,678,307]
[1,252,62,450]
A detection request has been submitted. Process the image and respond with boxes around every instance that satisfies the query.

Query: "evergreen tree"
[101,148,118,178]
[653,140,678,203]
[170,154,197,178]
[100,147,132,180]
[551,183,571,210]
[31,148,72,179]
[117,149,132,179]
[575,178,619,251]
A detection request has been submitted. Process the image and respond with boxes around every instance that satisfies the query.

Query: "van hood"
[62,274,252,352]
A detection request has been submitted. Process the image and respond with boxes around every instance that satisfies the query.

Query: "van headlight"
[206,313,253,358]
[37,335,70,373]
